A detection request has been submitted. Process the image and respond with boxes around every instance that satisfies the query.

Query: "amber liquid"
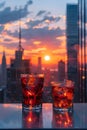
[21,74,44,109]
[52,84,74,110]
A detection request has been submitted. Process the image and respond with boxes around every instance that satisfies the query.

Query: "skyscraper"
[1,51,7,86]
[10,21,24,70]
[6,22,30,103]
[0,51,7,103]
[14,23,24,69]
[37,57,42,74]
[58,60,65,82]
[0,88,4,103]
[66,4,79,102]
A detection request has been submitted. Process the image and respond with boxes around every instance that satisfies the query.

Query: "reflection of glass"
[51,80,74,111]
[21,74,44,110]
[22,109,42,128]
[52,110,73,128]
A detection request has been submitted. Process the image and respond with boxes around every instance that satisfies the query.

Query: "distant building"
[0,51,7,103]
[37,57,42,74]
[58,60,65,82]
[1,51,7,86]
[50,70,58,82]
[0,88,4,103]
[44,68,51,87]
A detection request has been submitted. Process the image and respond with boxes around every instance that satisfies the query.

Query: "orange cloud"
[4,20,28,33]
[2,31,26,44]
[56,35,66,41]
[33,41,41,45]
[62,15,66,21]
[45,19,50,24]
[4,23,11,31]
[24,47,47,56]
[33,24,46,29]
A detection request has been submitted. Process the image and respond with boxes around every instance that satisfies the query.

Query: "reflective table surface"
[0,103,87,129]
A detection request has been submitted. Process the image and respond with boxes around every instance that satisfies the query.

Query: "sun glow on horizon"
[44,55,51,61]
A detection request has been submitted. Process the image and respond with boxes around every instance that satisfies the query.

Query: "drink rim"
[51,80,74,87]
[20,73,44,78]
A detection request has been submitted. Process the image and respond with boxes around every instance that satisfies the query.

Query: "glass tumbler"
[21,74,44,110]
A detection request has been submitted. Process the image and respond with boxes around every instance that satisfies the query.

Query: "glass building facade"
[66,4,80,102]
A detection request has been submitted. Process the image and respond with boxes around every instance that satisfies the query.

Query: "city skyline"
[0,0,87,105]
[0,0,77,68]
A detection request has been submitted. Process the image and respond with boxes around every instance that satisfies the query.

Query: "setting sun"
[44,55,50,61]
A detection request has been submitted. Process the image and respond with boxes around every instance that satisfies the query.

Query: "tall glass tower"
[66,4,79,102]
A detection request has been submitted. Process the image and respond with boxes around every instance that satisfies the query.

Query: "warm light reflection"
[28,117,32,122]
[79,45,87,65]
[3,104,22,109]
[52,111,73,128]
[23,110,42,128]
[27,112,33,122]
[3,104,9,107]
[82,76,85,80]
[43,103,52,110]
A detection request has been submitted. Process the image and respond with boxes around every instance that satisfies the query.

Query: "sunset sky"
[0,0,77,68]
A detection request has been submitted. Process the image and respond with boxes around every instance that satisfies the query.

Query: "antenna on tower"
[2,46,6,57]
[18,6,24,52]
